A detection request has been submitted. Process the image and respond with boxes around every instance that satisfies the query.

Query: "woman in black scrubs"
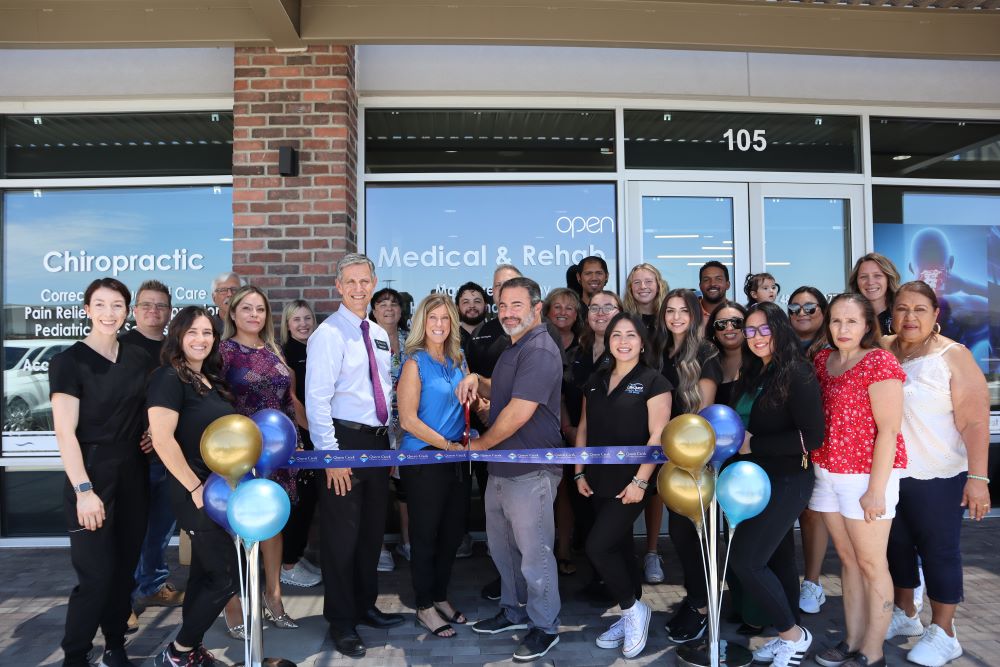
[50,278,151,667]
[575,313,671,659]
[148,306,238,666]
[655,288,723,644]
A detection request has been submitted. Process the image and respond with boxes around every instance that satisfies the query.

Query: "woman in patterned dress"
[220,285,305,634]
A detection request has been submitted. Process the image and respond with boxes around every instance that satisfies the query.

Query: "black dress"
[49,341,151,665]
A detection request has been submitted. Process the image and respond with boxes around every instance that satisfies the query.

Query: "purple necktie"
[360,320,389,425]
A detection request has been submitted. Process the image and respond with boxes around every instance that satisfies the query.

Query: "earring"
[933,323,942,335]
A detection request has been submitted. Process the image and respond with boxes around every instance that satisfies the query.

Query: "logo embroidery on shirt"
[624,382,644,395]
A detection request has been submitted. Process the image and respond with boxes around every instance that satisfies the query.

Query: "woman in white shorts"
[810,293,907,667]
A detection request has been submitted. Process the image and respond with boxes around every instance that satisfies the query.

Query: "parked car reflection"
[3,339,74,431]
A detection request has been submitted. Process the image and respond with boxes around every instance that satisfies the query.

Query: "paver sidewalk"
[2,521,997,666]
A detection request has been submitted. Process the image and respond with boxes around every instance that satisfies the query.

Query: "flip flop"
[433,603,467,625]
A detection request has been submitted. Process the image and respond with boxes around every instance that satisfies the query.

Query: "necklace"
[893,334,934,364]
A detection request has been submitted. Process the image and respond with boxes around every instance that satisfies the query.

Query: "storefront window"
[873,186,1000,405]
[365,183,618,312]
[870,117,1000,180]
[2,185,234,450]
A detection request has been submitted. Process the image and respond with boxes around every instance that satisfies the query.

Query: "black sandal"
[415,608,455,638]
[433,602,467,625]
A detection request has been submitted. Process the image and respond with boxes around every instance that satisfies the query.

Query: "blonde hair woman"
[623,263,668,334]
[397,293,472,638]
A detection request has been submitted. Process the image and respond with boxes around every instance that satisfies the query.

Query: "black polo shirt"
[487,323,563,478]
[583,364,671,497]
[564,345,612,428]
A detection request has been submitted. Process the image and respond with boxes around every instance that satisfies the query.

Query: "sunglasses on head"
[712,317,745,331]
[744,324,772,339]
[787,302,819,316]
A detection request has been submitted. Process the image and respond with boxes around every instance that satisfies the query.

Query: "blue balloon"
[203,472,252,533]
[699,404,746,469]
[717,461,771,527]
[251,408,298,476]
[226,478,291,544]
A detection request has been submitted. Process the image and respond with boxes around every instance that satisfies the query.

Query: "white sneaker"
[622,600,651,659]
[755,626,812,667]
[298,558,321,576]
[798,580,826,614]
[455,534,474,559]
[914,564,926,614]
[643,552,664,584]
[596,617,625,649]
[907,623,962,667]
[885,606,923,640]
[395,542,411,561]
[377,548,395,572]
[279,560,321,587]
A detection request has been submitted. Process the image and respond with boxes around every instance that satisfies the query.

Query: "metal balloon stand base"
[677,641,753,667]
[233,540,298,667]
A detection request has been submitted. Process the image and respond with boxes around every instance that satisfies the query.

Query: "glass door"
[625,182,750,299]
[749,183,865,302]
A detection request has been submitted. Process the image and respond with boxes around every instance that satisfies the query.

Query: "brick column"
[231,45,357,317]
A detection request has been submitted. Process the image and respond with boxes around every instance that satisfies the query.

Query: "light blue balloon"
[717,461,771,527]
[699,404,746,469]
[226,478,290,545]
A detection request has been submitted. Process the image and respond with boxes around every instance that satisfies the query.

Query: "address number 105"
[723,128,767,152]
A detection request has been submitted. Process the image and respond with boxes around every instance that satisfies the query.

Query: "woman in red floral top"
[810,293,906,667]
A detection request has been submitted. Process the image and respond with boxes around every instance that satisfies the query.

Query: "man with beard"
[577,256,610,307]
[460,276,563,663]
[456,281,489,355]
[698,261,730,320]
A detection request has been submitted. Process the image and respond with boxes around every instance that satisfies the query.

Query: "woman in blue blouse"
[397,293,472,639]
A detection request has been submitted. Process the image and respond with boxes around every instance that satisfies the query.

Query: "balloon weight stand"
[233,541,298,667]
[677,641,753,667]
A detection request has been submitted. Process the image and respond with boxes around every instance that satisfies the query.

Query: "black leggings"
[282,470,318,565]
[586,495,645,609]
[729,471,813,633]
[669,508,708,608]
[61,450,149,666]
[401,462,471,608]
[176,516,238,647]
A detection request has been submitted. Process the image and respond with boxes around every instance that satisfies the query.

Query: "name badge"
[374,339,390,351]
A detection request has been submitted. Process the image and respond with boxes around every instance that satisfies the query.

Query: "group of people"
[51,250,990,667]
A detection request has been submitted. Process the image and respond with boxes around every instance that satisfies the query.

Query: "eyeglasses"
[787,302,820,316]
[214,286,238,295]
[744,324,772,339]
[712,317,744,331]
[137,302,171,311]
[588,304,619,315]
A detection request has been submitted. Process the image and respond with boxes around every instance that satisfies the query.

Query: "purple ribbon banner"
[286,446,667,469]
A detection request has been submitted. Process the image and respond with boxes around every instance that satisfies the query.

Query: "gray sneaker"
[643,552,665,584]
[376,548,394,572]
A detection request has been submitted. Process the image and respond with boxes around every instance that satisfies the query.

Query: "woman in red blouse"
[811,293,906,667]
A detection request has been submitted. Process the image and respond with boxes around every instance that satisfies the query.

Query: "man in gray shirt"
[459,276,562,663]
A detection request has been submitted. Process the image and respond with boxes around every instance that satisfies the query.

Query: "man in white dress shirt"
[305,253,403,658]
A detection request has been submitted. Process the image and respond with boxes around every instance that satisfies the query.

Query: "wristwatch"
[72,481,93,494]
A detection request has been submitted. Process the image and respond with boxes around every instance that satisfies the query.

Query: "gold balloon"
[657,462,716,527]
[201,414,263,487]
[660,414,715,472]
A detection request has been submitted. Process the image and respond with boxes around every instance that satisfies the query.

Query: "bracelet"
[573,472,586,481]
[968,474,990,484]
[632,476,649,490]
[188,481,203,494]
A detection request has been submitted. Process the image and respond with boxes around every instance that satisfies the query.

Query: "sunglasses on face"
[787,302,820,316]
[744,324,772,339]
[712,317,745,331]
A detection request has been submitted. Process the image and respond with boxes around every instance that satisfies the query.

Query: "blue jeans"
[486,470,561,635]
[132,460,177,600]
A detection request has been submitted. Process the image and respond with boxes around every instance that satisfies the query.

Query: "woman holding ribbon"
[396,293,472,638]
[575,312,671,658]
[881,281,990,667]
[148,306,238,666]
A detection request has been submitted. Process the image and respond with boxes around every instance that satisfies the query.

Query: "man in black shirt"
[457,281,488,359]
[577,256,610,307]
[119,280,184,617]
